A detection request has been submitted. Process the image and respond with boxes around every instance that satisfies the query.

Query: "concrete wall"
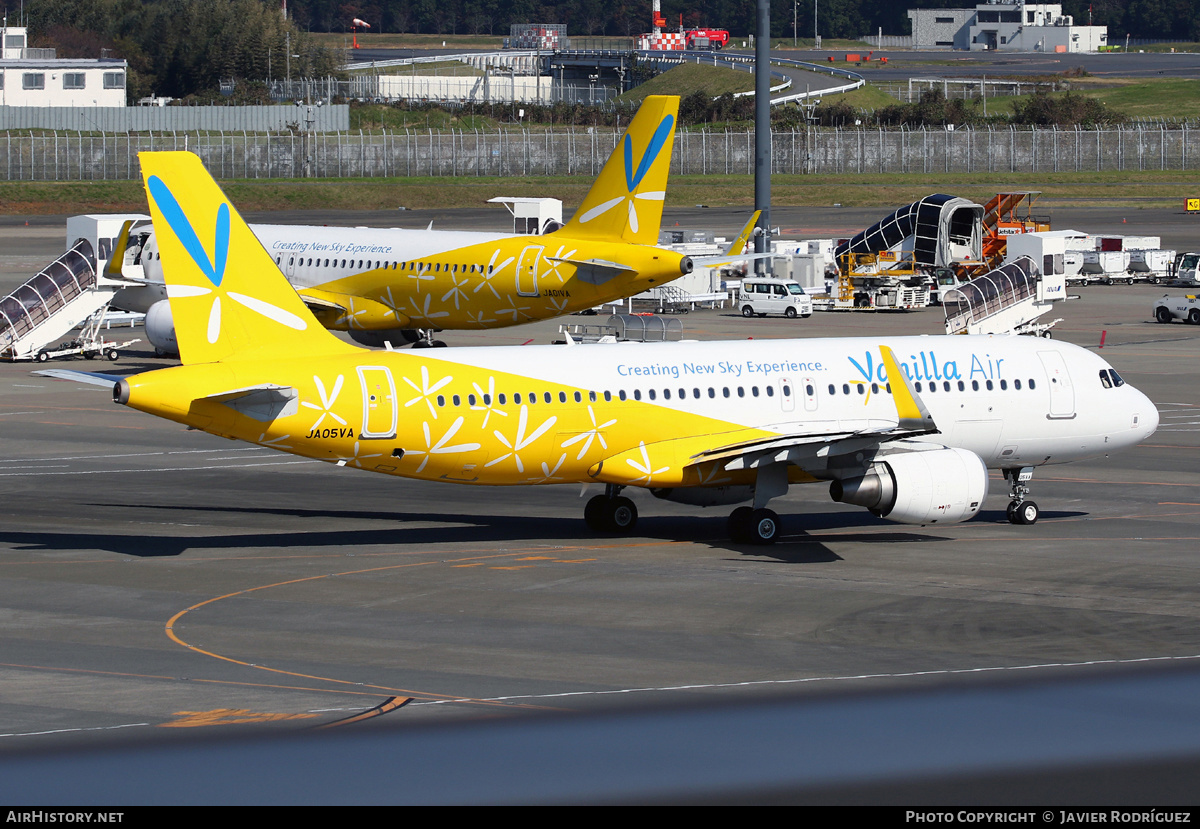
[908,10,975,49]
[0,104,350,132]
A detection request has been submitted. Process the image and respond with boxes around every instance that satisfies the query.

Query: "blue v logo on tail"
[623,115,674,194]
[146,175,229,288]
[561,95,679,245]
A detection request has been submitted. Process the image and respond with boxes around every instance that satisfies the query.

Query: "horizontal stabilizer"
[547,256,635,286]
[690,251,775,268]
[202,383,299,422]
[33,368,127,388]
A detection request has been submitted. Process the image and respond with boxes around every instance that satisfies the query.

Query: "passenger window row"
[274,256,491,274]
[427,385,796,409]
[911,378,1035,393]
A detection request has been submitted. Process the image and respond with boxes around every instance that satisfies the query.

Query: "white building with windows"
[908,2,1107,52]
[0,25,127,107]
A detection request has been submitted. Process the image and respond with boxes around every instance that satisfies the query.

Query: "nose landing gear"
[1004,466,1039,525]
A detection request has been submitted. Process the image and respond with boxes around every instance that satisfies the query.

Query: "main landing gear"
[1003,466,1039,525]
[727,506,780,544]
[585,485,638,533]
[411,329,447,349]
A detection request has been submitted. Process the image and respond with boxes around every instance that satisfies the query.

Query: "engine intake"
[830,447,988,525]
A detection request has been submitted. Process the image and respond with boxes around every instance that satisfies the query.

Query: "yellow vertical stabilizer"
[140,151,353,364]
[561,95,678,246]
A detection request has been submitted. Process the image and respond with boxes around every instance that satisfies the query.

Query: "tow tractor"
[24,306,141,363]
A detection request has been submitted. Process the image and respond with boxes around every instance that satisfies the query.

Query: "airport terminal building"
[908,1,1108,52]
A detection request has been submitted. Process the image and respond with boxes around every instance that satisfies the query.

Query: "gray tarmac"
[1,206,1199,755]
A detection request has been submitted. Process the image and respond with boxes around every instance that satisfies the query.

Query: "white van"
[738,279,813,318]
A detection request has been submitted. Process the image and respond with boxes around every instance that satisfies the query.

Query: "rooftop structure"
[908,2,1107,52]
[0,25,128,107]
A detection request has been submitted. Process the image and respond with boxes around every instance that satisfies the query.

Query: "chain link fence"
[2,124,1197,181]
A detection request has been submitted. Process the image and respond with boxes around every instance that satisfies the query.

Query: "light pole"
[793,0,797,47]
[814,0,819,49]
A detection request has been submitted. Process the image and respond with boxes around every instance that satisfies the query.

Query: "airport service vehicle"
[1153,294,1200,324]
[738,279,812,318]
[45,152,1159,544]
[113,96,713,352]
[1166,252,1200,287]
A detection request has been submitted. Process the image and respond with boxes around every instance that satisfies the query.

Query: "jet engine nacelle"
[829,447,988,525]
[144,299,179,356]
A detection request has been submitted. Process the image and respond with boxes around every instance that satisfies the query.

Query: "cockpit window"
[1099,369,1126,389]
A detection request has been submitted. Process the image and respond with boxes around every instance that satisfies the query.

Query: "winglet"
[725,210,762,257]
[560,95,678,245]
[103,220,135,280]
[879,345,937,433]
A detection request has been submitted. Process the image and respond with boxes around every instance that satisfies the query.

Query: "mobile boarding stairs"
[0,231,144,362]
[943,256,1066,337]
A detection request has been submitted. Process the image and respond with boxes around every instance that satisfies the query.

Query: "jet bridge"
[943,256,1064,337]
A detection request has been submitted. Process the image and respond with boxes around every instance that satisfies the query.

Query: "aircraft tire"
[785,307,797,319]
[432,340,447,348]
[584,495,609,532]
[727,506,753,541]
[1016,501,1039,525]
[1156,306,1173,323]
[749,508,779,544]
[608,496,638,533]
[1006,501,1019,523]
[742,305,754,318]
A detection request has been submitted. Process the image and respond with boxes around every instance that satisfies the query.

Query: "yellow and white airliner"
[47,152,1159,543]
[123,95,709,353]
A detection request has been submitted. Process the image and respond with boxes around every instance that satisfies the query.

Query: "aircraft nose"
[1138,391,1160,439]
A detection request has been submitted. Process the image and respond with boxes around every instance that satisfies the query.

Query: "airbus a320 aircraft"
[49,152,1159,544]
[122,95,710,352]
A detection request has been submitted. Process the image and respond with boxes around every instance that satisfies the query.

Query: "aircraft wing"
[296,287,412,330]
[685,346,939,473]
[688,425,932,471]
[298,293,346,313]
